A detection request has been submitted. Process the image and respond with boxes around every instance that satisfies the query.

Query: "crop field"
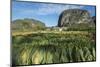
[12,31,96,66]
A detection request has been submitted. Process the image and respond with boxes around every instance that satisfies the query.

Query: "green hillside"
[12,18,45,32]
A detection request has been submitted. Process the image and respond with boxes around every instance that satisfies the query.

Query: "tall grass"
[12,31,96,66]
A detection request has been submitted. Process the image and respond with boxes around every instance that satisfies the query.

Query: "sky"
[12,1,96,27]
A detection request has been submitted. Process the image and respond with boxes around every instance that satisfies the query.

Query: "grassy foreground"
[12,31,96,66]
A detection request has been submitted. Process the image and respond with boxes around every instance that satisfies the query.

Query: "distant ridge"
[12,18,45,32]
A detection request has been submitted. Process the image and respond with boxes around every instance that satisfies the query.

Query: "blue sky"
[12,1,96,27]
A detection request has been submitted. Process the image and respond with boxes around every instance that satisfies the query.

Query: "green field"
[12,31,96,65]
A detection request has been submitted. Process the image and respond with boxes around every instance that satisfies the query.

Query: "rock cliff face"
[58,9,92,27]
[92,16,96,25]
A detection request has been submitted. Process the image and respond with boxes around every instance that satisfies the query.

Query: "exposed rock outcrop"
[58,9,93,27]
[92,16,96,25]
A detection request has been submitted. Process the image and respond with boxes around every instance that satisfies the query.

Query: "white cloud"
[16,3,84,16]
[36,4,84,15]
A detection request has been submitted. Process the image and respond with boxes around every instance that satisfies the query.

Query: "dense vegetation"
[12,31,96,65]
[65,23,95,32]
[12,18,45,32]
